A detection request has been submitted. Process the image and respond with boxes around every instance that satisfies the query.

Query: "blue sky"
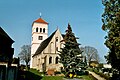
[0,0,107,62]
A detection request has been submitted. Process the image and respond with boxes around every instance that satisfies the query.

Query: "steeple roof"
[34,18,48,24]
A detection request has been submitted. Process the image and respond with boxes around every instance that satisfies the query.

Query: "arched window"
[36,27,38,32]
[49,57,52,64]
[40,28,42,33]
[43,28,45,33]
[55,57,59,64]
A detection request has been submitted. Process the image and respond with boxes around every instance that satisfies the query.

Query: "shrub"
[92,68,110,80]
[55,71,61,75]
[84,71,89,75]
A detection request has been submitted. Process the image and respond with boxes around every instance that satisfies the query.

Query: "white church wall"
[32,23,48,34]
[31,19,48,68]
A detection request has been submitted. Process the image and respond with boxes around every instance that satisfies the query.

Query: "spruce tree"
[59,24,83,77]
[102,0,120,79]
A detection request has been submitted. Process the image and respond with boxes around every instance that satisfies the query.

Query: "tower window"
[36,27,38,32]
[43,28,45,33]
[38,36,43,40]
[49,57,52,64]
[40,28,42,33]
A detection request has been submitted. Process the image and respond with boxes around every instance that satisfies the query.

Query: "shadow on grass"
[18,70,42,80]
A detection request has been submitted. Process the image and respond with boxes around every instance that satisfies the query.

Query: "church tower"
[30,17,48,68]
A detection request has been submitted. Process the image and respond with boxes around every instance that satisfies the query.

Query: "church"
[30,17,64,72]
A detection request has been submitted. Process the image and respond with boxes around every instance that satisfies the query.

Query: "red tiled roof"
[34,18,48,24]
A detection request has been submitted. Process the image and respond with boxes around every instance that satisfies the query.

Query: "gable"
[33,29,57,57]
[32,29,63,57]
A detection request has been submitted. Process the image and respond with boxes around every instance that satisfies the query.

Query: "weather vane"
[40,12,42,18]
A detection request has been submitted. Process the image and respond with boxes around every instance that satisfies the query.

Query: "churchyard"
[18,68,97,80]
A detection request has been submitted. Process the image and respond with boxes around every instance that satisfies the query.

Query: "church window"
[36,27,38,32]
[40,28,42,33]
[49,57,52,64]
[56,47,58,51]
[43,28,45,33]
[56,37,58,42]
[55,57,59,64]
[38,59,40,64]
[38,36,43,40]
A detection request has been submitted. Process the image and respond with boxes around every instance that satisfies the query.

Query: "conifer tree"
[59,24,83,77]
[102,0,120,79]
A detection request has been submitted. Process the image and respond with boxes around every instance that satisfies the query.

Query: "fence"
[0,65,18,80]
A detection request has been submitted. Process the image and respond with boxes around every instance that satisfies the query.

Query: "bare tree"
[81,46,100,66]
[18,45,31,68]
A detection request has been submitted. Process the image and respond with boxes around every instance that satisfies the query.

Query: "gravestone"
[47,69,55,76]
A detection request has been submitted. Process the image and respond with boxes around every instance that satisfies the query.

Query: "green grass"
[41,75,95,80]
[42,76,64,80]
[82,75,97,80]
[26,69,96,80]
[29,68,42,76]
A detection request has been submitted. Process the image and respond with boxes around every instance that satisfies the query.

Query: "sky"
[0,0,108,62]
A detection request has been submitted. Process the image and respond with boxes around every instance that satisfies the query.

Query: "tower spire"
[40,12,42,18]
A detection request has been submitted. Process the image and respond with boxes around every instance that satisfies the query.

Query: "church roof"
[34,18,48,24]
[0,27,14,43]
[33,29,57,57]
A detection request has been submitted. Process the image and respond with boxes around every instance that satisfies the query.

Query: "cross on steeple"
[40,12,42,18]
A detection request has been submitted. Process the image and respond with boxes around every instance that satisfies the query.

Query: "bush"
[55,71,61,75]
[76,70,85,76]
[84,71,89,75]
[19,65,26,71]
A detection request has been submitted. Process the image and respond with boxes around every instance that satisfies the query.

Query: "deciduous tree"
[81,46,100,66]
[19,45,31,69]
[102,0,120,79]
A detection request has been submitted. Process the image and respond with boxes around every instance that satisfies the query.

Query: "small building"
[0,27,14,64]
[89,61,99,68]
[0,27,18,80]
[103,63,112,69]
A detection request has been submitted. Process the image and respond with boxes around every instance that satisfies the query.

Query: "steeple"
[30,17,48,68]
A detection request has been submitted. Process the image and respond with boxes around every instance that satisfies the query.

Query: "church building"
[30,17,64,72]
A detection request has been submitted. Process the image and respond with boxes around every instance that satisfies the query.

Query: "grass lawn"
[24,69,96,80]
[82,75,97,80]
[42,76,64,80]
[41,75,96,80]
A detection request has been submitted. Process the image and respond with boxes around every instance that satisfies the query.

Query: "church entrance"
[42,56,47,72]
